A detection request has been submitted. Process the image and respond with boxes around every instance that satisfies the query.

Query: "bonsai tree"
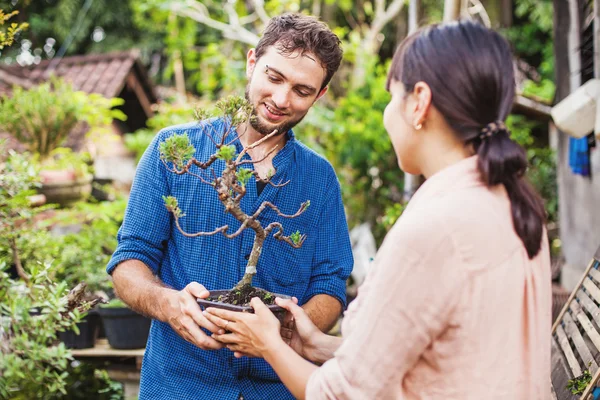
[159,96,309,302]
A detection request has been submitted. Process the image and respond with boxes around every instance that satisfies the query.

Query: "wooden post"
[567,0,582,92]
[443,0,462,21]
[403,0,421,203]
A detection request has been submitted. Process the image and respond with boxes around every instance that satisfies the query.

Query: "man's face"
[244,46,328,136]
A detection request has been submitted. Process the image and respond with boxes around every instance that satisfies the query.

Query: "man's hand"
[161,282,224,350]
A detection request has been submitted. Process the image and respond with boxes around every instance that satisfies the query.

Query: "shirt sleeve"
[305,213,467,399]
[303,171,354,308]
[106,130,172,275]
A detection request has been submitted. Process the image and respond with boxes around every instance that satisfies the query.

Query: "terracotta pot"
[38,171,92,207]
[197,289,291,324]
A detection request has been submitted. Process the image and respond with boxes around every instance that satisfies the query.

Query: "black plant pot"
[98,307,151,349]
[197,289,291,324]
[58,310,100,349]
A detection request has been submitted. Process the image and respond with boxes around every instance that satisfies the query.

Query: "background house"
[0,49,157,187]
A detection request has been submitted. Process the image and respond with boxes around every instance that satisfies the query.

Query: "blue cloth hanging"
[569,135,591,176]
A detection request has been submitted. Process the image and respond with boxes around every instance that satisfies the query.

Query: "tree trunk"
[443,0,462,21]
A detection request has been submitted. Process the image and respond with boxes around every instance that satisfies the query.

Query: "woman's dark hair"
[387,20,546,259]
[255,13,343,91]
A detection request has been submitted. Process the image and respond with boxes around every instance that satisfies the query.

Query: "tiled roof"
[0,49,157,103]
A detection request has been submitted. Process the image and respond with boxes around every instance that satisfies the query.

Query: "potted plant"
[97,298,151,350]
[159,96,310,321]
[0,77,125,206]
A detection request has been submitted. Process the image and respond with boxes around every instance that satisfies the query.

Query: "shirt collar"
[407,156,483,209]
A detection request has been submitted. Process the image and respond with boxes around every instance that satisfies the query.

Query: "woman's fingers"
[212,332,242,344]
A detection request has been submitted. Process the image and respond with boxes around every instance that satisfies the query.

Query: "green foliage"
[505,0,555,103]
[50,199,126,295]
[0,9,27,49]
[216,145,237,162]
[236,168,253,187]
[289,230,303,246]
[0,78,125,159]
[159,133,196,168]
[0,261,86,398]
[380,202,405,232]
[126,100,205,164]
[507,114,558,223]
[522,79,555,103]
[300,59,398,242]
[162,195,183,218]
[41,147,94,180]
[567,369,592,395]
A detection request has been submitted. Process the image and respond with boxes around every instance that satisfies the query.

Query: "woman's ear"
[412,81,432,127]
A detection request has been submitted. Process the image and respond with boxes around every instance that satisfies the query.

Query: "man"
[107,13,353,400]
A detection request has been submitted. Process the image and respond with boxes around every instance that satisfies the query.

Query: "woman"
[204,20,551,399]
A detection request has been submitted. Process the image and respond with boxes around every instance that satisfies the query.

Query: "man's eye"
[296,90,310,97]
[267,75,281,83]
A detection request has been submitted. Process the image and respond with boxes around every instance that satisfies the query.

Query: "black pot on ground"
[59,314,99,349]
[197,289,290,324]
[98,307,151,349]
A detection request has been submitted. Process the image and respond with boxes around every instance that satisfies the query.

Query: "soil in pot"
[197,286,291,324]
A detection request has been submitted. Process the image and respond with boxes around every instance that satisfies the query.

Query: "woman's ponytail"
[475,122,546,259]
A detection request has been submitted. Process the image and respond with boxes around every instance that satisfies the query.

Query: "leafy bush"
[126,99,209,163]
[301,59,400,243]
[0,78,125,159]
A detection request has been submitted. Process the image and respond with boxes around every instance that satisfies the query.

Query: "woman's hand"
[274,297,327,362]
[204,297,284,358]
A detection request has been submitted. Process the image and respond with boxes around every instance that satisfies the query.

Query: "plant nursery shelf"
[70,339,145,358]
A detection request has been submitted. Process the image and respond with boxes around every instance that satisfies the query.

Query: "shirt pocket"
[261,238,312,288]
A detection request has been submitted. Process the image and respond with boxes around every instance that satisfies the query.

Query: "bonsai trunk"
[233,229,265,290]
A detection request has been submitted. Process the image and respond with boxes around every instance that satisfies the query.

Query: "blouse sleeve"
[306,212,468,399]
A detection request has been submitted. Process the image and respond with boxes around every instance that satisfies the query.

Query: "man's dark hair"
[255,13,343,91]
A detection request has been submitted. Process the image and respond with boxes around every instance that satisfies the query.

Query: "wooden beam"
[126,73,154,119]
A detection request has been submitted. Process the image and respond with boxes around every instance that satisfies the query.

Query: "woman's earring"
[414,123,423,130]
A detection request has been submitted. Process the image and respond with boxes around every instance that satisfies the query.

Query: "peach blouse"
[306,156,552,399]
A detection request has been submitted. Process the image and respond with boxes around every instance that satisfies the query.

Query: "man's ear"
[246,48,257,79]
[314,86,328,102]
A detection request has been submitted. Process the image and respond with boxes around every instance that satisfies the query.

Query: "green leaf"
[216,145,237,161]
[159,133,196,168]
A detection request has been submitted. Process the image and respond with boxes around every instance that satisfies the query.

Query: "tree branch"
[234,128,278,163]
[173,215,230,237]
[253,200,310,220]
[253,171,290,188]
[251,0,271,25]
[265,222,306,248]
[9,237,28,283]
[170,1,260,46]
[235,144,279,166]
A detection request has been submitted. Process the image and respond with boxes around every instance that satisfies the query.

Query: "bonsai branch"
[235,144,279,166]
[253,201,310,219]
[234,129,278,163]
[265,222,307,248]
[253,171,290,188]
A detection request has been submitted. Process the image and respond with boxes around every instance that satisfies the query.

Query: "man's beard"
[245,86,307,136]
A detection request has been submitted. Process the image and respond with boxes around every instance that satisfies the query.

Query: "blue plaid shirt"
[107,118,353,400]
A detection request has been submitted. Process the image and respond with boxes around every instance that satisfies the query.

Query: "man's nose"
[271,87,291,110]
